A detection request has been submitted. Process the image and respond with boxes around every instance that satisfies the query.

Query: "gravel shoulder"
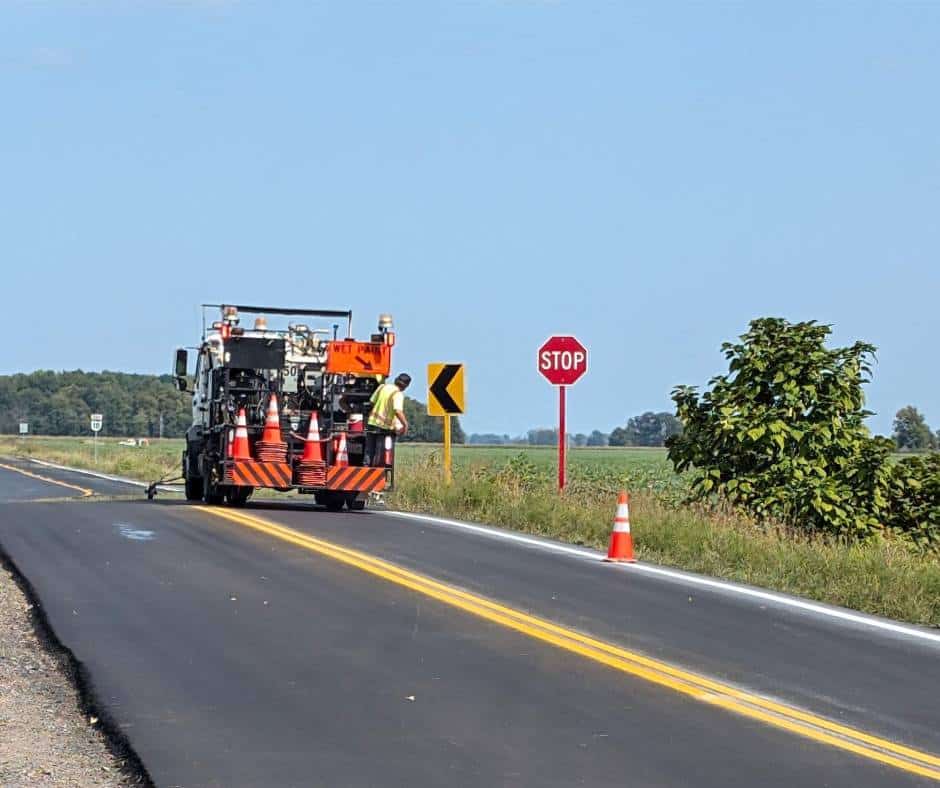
[0,557,148,787]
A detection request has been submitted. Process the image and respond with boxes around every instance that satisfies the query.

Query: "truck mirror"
[174,348,188,378]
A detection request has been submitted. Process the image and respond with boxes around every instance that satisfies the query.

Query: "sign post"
[90,413,103,464]
[537,336,588,491]
[427,363,465,485]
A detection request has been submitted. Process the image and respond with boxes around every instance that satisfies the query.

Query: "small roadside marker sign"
[19,422,28,435]
[90,414,103,433]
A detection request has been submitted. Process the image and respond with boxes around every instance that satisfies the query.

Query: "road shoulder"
[0,549,150,787]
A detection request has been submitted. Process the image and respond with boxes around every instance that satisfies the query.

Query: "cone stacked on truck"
[231,409,252,461]
[295,411,327,487]
[255,394,288,462]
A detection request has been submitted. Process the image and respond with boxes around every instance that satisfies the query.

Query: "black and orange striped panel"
[326,466,387,493]
[225,461,293,488]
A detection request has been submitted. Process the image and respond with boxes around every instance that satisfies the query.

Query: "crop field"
[0,436,680,492]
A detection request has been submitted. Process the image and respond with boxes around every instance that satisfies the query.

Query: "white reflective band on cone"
[612,504,631,532]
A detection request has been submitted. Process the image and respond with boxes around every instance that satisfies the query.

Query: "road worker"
[365,373,410,466]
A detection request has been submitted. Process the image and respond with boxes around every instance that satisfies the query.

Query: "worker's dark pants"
[364,428,396,467]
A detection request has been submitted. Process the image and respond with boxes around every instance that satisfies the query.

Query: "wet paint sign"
[325,341,391,377]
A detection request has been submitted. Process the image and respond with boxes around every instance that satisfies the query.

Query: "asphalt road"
[1,458,938,787]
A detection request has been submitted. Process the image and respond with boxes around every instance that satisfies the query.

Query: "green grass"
[1,435,184,483]
[2,435,938,627]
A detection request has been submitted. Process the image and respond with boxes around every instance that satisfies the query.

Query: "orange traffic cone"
[604,492,636,563]
[300,411,323,463]
[232,409,252,461]
[260,394,283,444]
[334,432,349,467]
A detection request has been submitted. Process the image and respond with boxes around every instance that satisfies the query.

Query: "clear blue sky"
[3,2,938,436]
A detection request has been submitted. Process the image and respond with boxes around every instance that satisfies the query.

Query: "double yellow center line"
[201,506,940,781]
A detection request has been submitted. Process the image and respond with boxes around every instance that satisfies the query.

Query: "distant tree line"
[0,370,191,437]
[0,370,466,443]
[466,417,679,448]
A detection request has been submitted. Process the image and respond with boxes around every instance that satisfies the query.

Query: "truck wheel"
[345,493,366,511]
[202,473,225,505]
[322,491,345,512]
[185,476,203,501]
[183,452,203,501]
[226,487,252,507]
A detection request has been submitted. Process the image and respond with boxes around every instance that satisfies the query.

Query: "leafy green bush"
[883,455,940,546]
[667,318,939,544]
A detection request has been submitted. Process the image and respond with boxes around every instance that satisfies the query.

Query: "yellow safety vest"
[368,383,400,430]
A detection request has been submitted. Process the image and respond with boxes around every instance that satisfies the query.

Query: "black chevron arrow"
[430,364,463,414]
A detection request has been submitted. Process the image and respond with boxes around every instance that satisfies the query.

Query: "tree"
[468,433,512,445]
[621,411,683,446]
[398,397,465,443]
[666,318,895,538]
[608,426,629,446]
[586,430,608,447]
[527,428,557,446]
[893,406,936,451]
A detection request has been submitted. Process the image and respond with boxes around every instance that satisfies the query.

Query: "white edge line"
[384,510,940,647]
[27,459,181,493]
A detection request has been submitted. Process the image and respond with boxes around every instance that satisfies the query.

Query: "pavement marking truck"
[165,304,398,511]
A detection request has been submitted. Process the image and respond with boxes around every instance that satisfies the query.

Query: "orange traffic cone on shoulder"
[604,491,636,563]
[232,409,252,461]
[333,432,349,467]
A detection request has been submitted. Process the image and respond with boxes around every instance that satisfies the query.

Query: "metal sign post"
[537,336,588,491]
[427,363,466,485]
[90,413,103,464]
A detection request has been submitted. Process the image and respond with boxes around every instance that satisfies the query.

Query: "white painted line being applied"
[384,510,940,647]
[27,459,182,493]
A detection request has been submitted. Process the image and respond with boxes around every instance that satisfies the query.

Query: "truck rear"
[171,304,399,511]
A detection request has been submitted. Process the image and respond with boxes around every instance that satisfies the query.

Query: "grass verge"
[3,436,938,627]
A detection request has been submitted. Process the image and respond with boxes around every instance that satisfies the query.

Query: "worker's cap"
[394,373,412,388]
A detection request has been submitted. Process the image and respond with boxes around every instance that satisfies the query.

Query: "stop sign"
[537,335,588,386]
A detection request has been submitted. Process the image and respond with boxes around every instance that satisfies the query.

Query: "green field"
[0,436,675,487]
[398,443,669,470]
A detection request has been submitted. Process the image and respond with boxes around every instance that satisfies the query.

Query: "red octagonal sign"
[537,335,588,386]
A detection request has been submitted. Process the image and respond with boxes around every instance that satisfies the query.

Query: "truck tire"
[322,491,345,512]
[226,487,252,507]
[202,469,225,505]
[182,450,203,501]
[185,476,203,501]
[345,493,366,511]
